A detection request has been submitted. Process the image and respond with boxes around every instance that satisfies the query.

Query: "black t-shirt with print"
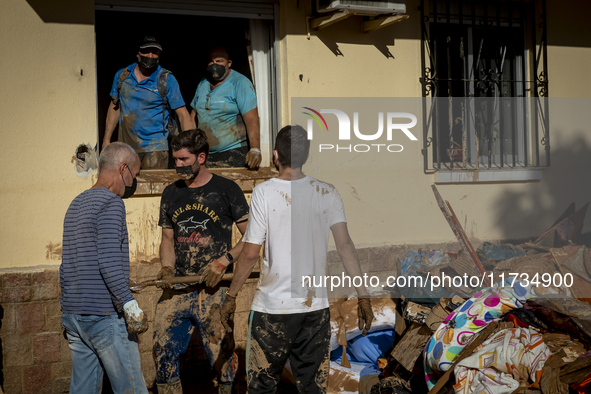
[159,174,249,276]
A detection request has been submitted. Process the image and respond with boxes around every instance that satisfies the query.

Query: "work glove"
[219,293,237,333]
[357,298,374,336]
[200,256,230,288]
[156,266,175,289]
[123,300,149,334]
[245,148,262,169]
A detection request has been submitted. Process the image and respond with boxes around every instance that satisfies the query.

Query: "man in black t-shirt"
[153,129,249,394]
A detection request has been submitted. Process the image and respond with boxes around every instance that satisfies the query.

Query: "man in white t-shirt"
[218,125,374,394]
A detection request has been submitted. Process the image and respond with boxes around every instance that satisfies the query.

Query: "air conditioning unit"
[317,0,406,15]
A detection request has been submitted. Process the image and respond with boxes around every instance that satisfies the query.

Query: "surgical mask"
[176,163,200,180]
[122,167,137,199]
[207,63,228,81]
[138,55,159,70]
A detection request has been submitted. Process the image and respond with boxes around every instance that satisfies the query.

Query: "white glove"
[123,300,148,334]
[246,148,262,168]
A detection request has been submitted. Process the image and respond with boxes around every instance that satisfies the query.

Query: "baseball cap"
[139,36,162,51]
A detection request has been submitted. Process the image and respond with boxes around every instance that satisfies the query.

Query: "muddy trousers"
[153,287,237,386]
[247,308,331,394]
[138,151,168,169]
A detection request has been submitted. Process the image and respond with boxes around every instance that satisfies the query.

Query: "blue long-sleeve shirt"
[60,188,134,315]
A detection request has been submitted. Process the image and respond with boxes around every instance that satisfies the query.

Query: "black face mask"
[122,167,137,199]
[176,163,200,180]
[207,63,228,81]
[138,55,159,70]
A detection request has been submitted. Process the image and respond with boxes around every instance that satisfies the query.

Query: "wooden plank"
[362,14,409,33]
[391,322,432,372]
[560,354,591,376]
[561,366,591,385]
[426,322,498,394]
[523,242,551,252]
[134,167,277,196]
[431,185,490,286]
[130,272,260,292]
[446,202,488,282]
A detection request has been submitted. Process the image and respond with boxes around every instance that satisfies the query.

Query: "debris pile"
[321,189,591,394]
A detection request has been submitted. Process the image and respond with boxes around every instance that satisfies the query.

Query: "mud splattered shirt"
[244,176,347,314]
[159,175,249,276]
[110,64,185,152]
[190,70,257,154]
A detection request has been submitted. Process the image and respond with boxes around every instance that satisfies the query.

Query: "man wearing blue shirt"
[103,36,195,169]
[190,47,262,168]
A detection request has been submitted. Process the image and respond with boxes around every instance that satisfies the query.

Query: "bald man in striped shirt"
[60,142,148,394]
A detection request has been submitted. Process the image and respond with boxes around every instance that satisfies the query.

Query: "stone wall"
[0,241,461,392]
[0,270,70,394]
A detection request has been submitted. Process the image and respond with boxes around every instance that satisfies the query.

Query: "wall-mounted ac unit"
[317,0,406,15]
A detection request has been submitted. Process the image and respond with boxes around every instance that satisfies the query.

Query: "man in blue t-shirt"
[103,36,195,169]
[190,47,262,168]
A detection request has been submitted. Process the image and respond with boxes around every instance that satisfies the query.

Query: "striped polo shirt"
[60,188,134,315]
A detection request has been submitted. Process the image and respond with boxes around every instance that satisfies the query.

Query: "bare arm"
[103,101,120,149]
[175,106,196,131]
[331,222,369,296]
[227,242,261,297]
[190,109,198,128]
[159,228,176,271]
[242,108,260,150]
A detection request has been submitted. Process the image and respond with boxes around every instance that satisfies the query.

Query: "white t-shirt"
[244,176,347,314]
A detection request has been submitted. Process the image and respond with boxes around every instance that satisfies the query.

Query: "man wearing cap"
[190,47,262,168]
[103,36,195,169]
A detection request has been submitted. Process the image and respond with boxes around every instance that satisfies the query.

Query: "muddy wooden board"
[391,322,432,371]
[134,167,277,196]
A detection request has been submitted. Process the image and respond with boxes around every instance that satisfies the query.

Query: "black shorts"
[246,308,331,394]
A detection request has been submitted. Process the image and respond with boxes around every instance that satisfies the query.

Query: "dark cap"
[139,36,162,51]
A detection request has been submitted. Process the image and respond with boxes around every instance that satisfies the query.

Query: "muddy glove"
[200,255,230,287]
[357,298,374,336]
[123,300,149,334]
[219,293,237,333]
[245,148,262,169]
[156,266,175,289]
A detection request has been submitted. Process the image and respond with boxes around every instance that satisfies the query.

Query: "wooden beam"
[363,14,409,33]
[310,10,354,30]
[431,185,491,286]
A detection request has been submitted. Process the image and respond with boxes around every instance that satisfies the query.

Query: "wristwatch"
[225,252,234,264]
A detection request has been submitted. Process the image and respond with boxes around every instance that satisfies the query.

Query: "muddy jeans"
[138,150,169,169]
[247,308,331,394]
[153,286,237,385]
[61,313,148,394]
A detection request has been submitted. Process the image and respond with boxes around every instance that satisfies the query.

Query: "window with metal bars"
[420,0,549,171]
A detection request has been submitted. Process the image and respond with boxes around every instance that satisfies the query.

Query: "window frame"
[94,0,281,169]
[420,0,550,175]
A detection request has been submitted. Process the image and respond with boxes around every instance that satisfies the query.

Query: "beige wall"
[0,0,96,269]
[279,0,591,248]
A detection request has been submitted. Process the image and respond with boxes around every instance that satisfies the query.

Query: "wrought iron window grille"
[420,0,549,172]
